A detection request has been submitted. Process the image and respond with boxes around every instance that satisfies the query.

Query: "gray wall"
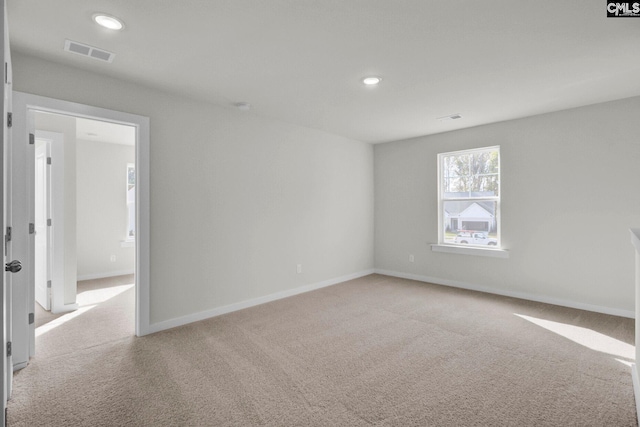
[76,139,135,279]
[17,51,638,322]
[375,96,640,313]
[13,52,374,324]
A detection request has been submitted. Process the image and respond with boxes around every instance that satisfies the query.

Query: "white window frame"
[433,146,508,258]
[126,163,135,242]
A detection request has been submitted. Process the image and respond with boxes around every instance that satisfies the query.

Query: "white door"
[34,140,50,310]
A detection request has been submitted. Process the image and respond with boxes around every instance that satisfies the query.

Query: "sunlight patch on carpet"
[36,284,134,337]
[514,313,635,361]
[615,358,634,368]
[76,283,134,306]
[35,306,96,337]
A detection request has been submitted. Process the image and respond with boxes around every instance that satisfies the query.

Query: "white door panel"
[34,131,64,319]
[34,140,50,310]
[8,102,31,371]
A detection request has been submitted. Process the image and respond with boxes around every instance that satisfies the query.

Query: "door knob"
[5,260,22,273]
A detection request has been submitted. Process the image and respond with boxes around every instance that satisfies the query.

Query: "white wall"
[375,96,640,314]
[76,139,135,279]
[34,112,77,305]
[12,53,374,325]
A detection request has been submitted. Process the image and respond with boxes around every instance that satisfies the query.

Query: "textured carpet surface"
[8,274,637,426]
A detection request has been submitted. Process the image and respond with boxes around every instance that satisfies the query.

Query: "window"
[438,146,500,248]
[126,163,135,240]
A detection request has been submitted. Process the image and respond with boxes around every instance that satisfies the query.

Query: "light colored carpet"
[34,275,135,360]
[8,274,637,426]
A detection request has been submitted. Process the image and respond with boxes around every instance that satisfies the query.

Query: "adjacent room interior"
[2,1,640,426]
[32,112,136,357]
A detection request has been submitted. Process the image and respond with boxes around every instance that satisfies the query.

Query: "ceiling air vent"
[64,39,115,63]
[437,113,463,122]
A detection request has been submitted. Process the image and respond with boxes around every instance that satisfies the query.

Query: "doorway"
[10,92,151,373]
[32,113,137,347]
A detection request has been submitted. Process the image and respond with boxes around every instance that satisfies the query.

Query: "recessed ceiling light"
[93,13,124,30]
[362,76,382,86]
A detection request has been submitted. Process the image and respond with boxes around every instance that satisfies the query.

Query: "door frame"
[33,135,50,311]
[11,93,151,361]
[33,131,63,313]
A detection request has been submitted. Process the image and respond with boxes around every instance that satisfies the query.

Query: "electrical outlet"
[110,255,116,262]
[297,264,302,274]
[409,254,415,263]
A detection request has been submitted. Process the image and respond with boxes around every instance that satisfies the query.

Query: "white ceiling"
[7,1,640,143]
[76,117,135,146]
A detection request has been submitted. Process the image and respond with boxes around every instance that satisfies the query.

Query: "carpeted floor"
[33,275,135,360]
[7,274,637,426]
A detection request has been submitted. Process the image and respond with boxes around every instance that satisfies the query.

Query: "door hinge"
[47,219,52,227]
[29,313,34,325]
[5,226,11,253]
[29,223,35,234]
[47,157,52,165]
[6,341,11,357]
[29,133,35,145]
[47,280,52,289]
[7,112,11,128]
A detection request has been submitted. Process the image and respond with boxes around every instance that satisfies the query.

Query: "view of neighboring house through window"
[127,163,135,240]
[438,146,500,247]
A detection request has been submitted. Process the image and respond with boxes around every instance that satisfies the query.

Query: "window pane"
[442,154,469,193]
[128,165,135,190]
[442,200,498,245]
[127,165,135,239]
[128,203,135,238]
[442,149,499,197]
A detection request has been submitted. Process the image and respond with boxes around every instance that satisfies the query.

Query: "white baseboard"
[374,269,635,319]
[633,364,640,422]
[147,269,375,334]
[77,269,135,281]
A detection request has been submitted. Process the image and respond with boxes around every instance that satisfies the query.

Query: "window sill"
[120,240,135,248]
[431,244,509,258]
